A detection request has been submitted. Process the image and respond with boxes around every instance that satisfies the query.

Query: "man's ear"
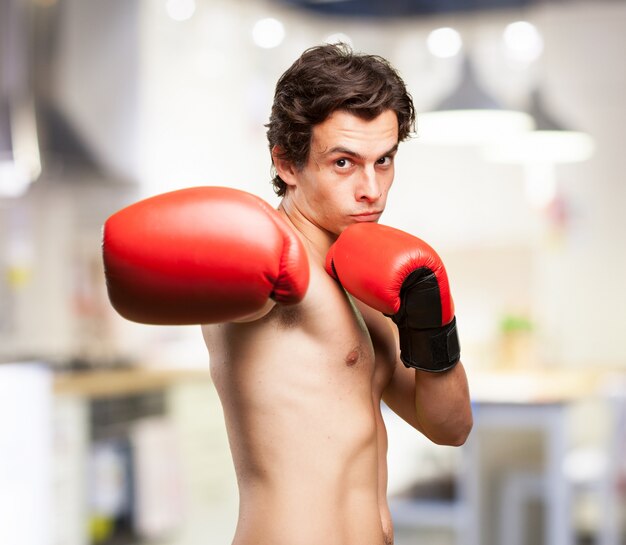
[272,146,298,188]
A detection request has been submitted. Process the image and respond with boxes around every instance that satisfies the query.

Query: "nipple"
[345,348,360,367]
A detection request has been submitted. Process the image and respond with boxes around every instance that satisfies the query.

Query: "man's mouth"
[350,211,383,222]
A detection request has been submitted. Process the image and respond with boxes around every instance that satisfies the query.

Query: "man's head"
[267,43,415,197]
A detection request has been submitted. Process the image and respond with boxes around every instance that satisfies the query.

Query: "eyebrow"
[323,143,399,161]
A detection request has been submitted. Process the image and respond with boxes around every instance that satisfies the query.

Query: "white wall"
[528,2,626,366]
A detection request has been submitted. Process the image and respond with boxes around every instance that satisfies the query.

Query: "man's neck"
[277,197,336,263]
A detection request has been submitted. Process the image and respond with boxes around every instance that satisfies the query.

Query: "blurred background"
[1,0,625,544]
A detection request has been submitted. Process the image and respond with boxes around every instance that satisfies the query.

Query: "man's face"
[288,109,399,235]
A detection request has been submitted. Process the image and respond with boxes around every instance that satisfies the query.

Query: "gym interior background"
[1,0,625,544]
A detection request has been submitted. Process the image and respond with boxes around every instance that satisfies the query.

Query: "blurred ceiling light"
[484,89,595,164]
[484,89,595,208]
[252,17,285,49]
[324,32,353,48]
[484,129,594,165]
[0,161,31,198]
[426,27,462,59]
[165,0,196,22]
[0,98,41,198]
[418,57,534,145]
[503,21,543,63]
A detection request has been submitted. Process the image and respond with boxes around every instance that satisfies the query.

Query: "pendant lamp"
[0,98,41,198]
[484,88,595,164]
[417,56,534,145]
[483,88,595,208]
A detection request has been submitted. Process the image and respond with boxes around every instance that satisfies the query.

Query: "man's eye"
[336,158,352,169]
[377,156,392,166]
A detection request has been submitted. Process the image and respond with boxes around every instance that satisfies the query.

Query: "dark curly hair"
[266,43,416,197]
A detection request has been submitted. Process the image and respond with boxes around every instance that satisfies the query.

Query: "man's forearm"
[413,362,473,446]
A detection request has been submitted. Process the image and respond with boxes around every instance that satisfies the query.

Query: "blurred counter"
[53,366,617,401]
[468,368,610,404]
[53,367,211,398]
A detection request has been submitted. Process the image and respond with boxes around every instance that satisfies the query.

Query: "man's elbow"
[430,415,473,447]
[446,420,473,447]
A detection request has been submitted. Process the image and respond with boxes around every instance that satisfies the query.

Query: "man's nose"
[357,165,381,202]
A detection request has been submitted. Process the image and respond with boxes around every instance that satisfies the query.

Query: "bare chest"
[279,264,377,376]
[204,261,397,404]
[205,272,373,385]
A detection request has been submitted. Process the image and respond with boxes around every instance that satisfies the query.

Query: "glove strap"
[397,316,461,372]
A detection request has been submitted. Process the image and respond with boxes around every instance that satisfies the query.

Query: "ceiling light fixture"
[418,56,534,145]
[165,0,196,22]
[0,98,41,198]
[503,21,544,63]
[252,17,285,49]
[427,27,462,59]
[484,89,595,208]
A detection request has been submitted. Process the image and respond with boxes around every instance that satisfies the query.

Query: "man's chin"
[334,218,381,236]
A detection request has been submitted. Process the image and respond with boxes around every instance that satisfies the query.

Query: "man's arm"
[328,223,472,446]
[382,322,472,446]
[102,186,308,326]
[365,307,472,446]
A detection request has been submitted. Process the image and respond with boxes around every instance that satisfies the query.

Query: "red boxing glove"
[102,186,309,325]
[326,223,460,372]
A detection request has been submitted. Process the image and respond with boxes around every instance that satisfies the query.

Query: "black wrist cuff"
[397,316,461,372]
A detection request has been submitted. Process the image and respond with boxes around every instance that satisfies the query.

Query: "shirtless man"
[102,44,472,545]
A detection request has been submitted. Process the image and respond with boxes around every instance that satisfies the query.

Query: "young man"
[103,44,472,545]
